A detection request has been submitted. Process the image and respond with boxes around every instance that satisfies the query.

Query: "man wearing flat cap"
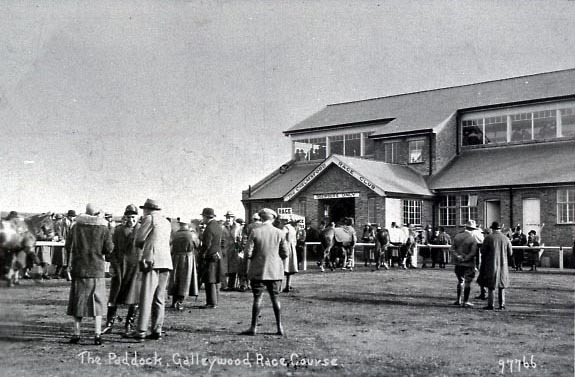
[103,204,141,335]
[479,222,513,310]
[125,199,172,341]
[199,208,223,308]
[451,220,479,307]
[241,208,289,336]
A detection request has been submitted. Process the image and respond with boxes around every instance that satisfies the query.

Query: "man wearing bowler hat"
[480,222,513,310]
[451,220,479,307]
[125,199,172,341]
[241,208,289,336]
[199,208,222,308]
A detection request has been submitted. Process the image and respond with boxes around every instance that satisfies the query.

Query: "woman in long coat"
[281,219,299,292]
[169,221,201,310]
[478,222,513,310]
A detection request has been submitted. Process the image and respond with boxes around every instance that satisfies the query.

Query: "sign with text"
[313,192,360,200]
[277,208,292,215]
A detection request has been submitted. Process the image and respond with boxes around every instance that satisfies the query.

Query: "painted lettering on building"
[313,192,360,200]
[284,163,328,201]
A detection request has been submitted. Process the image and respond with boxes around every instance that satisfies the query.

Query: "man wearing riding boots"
[451,220,479,308]
[102,204,141,336]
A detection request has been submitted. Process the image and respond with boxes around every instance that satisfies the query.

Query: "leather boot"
[462,286,474,307]
[124,305,138,334]
[453,285,462,305]
[102,306,117,334]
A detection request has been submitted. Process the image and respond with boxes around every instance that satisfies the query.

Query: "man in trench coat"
[479,221,513,310]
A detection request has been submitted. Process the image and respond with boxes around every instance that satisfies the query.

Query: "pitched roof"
[430,141,575,190]
[247,162,319,200]
[246,154,432,201]
[285,69,575,137]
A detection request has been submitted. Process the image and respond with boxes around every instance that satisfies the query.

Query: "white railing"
[302,242,573,271]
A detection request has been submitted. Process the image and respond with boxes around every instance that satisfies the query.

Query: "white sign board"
[313,192,360,200]
[277,208,292,215]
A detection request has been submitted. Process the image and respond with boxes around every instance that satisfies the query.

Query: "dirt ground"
[0,265,573,377]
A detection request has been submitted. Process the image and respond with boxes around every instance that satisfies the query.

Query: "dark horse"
[0,213,54,286]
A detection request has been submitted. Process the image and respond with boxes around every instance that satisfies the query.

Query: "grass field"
[0,266,573,377]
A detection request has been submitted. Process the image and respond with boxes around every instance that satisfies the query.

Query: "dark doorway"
[320,198,355,224]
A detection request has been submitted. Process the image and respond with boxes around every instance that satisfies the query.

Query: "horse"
[319,225,348,271]
[0,213,54,286]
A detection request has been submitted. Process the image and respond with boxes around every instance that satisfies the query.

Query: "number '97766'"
[499,355,536,374]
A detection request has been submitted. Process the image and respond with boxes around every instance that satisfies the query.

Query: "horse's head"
[25,212,55,241]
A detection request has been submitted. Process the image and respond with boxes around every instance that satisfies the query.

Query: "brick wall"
[433,115,458,174]
[373,135,432,176]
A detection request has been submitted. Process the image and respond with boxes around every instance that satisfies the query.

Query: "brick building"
[242,69,575,257]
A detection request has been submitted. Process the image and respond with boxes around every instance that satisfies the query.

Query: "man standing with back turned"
[451,220,479,307]
[199,208,222,309]
[241,208,289,336]
[480,222,513,310]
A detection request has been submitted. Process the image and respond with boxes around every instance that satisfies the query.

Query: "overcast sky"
[1,0,574,220]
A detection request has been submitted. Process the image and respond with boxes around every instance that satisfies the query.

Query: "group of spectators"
[34,200,300,345]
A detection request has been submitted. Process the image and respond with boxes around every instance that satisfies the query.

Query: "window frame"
[438,195,457,226]
[460,194,479,225]
[557,188,575,224]
[403,199,422,226]
[408,139,425,164]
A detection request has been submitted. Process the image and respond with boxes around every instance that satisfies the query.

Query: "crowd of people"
[26,200,301,345]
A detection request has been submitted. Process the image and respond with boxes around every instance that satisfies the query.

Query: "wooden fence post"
[559,246,563,270]
[303,243,307,271]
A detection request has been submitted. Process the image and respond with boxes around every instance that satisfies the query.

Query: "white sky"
[1,0,574,220]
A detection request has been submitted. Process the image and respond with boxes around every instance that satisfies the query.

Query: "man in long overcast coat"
[199,208,222,308]
[479,222,513,310]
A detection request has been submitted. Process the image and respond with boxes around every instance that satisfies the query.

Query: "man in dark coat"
[198,208,222,308]
[241,208,289,336]
[102,204,140,335]
[451,220,478,307]
[169,219,201,310]
[480,222,513,310]
[511,225,527,271]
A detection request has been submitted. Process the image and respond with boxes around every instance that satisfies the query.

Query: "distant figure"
[282,219,299,293]
[479,222,513,310]
[241,208,289,336]
[450,220,479,307]
[362,223,375,267]
[374,225,390,270]
[66,204,114,345]
[527,229,541,272]
[169,219,201,310]
[511,226,527,271]
[221,211,241,291]
[239,214,262,292]
[198,208,222,309]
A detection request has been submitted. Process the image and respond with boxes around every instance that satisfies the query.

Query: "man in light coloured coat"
[241,208,289,336]
[480,222,513,310]
[126,198,172,341]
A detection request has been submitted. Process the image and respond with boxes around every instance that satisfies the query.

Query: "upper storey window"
[461,102,575,147]
[293,132,374,161]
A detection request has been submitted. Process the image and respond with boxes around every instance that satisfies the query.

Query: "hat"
[140,199,161,211]
[67,210,77,217]
[55,213,64,220]
[201,208,216,218]
[85,203,96,215]
[258,208,277,219]
[464,220,478,230]
[224,210,235,218]
[104,213,113,219]
[490,221,501,230]
[7,211,19,219]
[177,217,189,225]
[124,204,138,216]
[235,218,245,224]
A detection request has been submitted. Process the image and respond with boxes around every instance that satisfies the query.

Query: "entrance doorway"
[484,200,501,228]
[319,198,355,224]
[523,198,541,235]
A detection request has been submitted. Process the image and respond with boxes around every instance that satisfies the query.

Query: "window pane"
[364,133,375,156]
[368,197,377,224]
[329,135,343,155]
[533,110,557,140]
[409,140,424,163]
[294,140,311,161]
[561,108,575,138]
[344,133,361,157]
[462,119,483,146]
[484,116,507,144]
[309,137,327,160]
[384,142,398,163]
[511,113,532,142]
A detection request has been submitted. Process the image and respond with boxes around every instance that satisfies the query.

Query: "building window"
[367,197,377,224]
[403,200,422,226]
[557,188,575,224]
[384,142,399,164]
[560,108,575,138]
[460,194,479,224]
[344,133,361,157]
[298,198,307,217]
[363,132,375,156]
[329,135,344,155]
[533,110,557,140]
[511,112,533,142]
[462,119,484,146]
[408,140,424,164]
[293,138,327,161]
[438,195,457,226]
[484,116,507,144]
